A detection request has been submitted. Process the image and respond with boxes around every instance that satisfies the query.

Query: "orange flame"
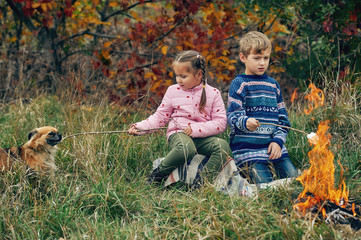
[291,88,299,103]
[294,121,349,214]
[304,83,324,115]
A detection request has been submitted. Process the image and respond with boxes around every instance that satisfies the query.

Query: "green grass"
[0,83,360,239]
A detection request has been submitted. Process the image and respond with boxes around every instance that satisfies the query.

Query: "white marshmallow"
[307,132,317,139]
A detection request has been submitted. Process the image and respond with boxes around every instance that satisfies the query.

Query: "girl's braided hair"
[173,50,207,114]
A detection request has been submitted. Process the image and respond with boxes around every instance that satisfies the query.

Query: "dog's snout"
[46,132,62,146]
[57,133,62,141]
[53,132,62,141]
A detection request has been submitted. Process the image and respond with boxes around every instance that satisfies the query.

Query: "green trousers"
[158,132,232,179]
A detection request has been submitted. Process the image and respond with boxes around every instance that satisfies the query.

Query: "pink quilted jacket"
[133,83,227,139]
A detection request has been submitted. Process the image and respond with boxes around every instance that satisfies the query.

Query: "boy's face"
[239,48,271,75]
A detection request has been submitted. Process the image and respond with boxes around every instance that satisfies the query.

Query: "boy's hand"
[246,118,260,131]
[183,125,193,136]
[128,125,139,135]
[268,142,281,160]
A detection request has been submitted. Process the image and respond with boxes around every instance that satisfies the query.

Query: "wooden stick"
[61,127,167,142]
[261,122,308,135]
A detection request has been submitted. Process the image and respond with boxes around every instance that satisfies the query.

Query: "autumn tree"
[0,0,359,104]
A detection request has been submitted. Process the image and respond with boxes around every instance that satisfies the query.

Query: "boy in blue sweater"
[227,31,297,184]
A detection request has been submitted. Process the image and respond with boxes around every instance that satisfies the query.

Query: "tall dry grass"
[0,72,360,239]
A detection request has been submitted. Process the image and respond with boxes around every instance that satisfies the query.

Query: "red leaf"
[151,68,162,76]
[349,11,357,22]
[322,19,332,33]
[22,6,34,17]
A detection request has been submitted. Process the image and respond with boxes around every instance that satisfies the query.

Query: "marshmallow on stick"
[307,132,319,144]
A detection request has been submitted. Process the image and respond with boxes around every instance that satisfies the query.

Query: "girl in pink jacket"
[128,50,231,186]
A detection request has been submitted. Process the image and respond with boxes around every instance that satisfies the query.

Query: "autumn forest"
[0,0,360,239]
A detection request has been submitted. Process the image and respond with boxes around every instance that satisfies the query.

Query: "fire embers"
[294,193,361,231]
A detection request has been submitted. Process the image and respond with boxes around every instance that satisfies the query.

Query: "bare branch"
[146,12,189,47]
[126,62,159,72]
[103,0,160,21]
[263,10,282,33]
[59,49,92,63]
[57,29,118,47]
[86,31,118,39]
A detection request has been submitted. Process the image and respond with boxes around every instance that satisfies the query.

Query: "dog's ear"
[28,130,38,140]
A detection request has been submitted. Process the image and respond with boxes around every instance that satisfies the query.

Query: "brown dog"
[0,126,62,175]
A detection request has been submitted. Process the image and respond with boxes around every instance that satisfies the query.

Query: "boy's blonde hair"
[239,31,271,57]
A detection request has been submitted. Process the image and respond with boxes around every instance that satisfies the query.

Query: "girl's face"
[239,48,271,75]
[173,62,202,90]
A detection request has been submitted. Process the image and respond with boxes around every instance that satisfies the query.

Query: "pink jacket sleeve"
[133,89,172,132]
[190,91,227,138]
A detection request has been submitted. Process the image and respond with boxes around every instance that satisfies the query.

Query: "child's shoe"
[147,167,168,185]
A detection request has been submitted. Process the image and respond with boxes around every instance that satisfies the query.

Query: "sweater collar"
[237,73,268,79]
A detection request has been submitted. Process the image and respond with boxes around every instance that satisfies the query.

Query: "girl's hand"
[128,125,139,135]
[246,118,260,131]
[268,142,282,160]
[183,125,193,136]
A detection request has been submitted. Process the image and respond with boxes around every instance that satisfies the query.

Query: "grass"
[0,80,360,239]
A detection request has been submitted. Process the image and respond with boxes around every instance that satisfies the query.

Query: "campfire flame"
[291,88,299,103]
[304,83,324,115]
[294,120,349,216]
[294,84,352,218]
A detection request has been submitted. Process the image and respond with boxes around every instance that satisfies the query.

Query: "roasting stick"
[61,127,167,142]
[261,122,318,141]
[261,122,307,135]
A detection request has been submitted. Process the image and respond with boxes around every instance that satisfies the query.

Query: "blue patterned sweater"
[227,74,290,166]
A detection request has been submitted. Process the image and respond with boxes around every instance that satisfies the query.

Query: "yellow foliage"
[109,70,117,79]
[87,16,111,26]
[144,72,155,79]
[47,2,54,10]
[92,0,100,6]
[101,49,110,60]
[109,2,118,7]
[275,46,282,53]
[227,64,236,71]
[161,46,168,55]
[40,3,47,12]
[31,2,40,8]
[10,36,17,42]
[183,41,195,48]
[222,50,230,55]
[287,48,294,55]
[103,41,113,48]
[150,79,161,92]
[129,11,138,19]
[269,66,286,73]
